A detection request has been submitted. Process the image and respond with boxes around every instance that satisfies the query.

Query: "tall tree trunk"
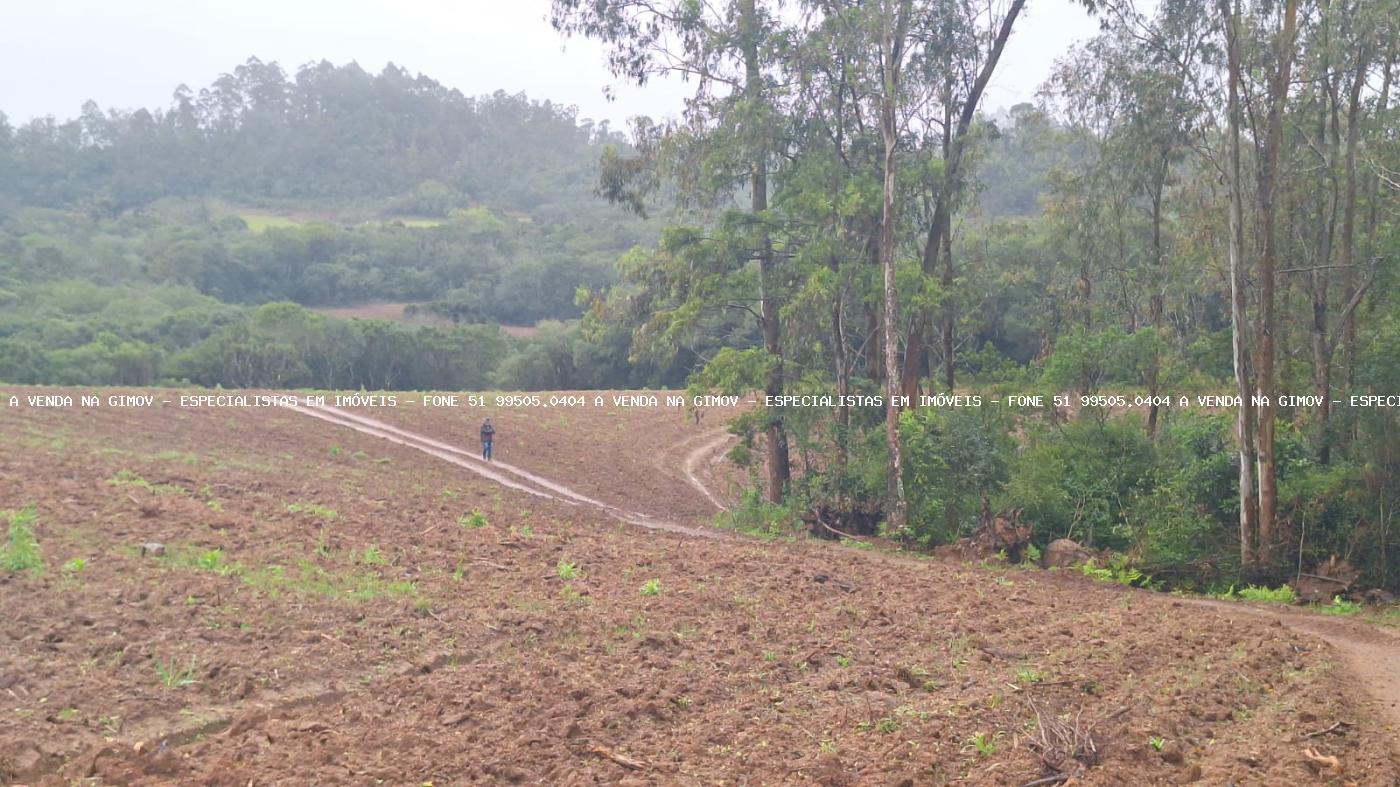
[831,243,850,478]
[1254,0,1300,568]
[938,91,955,394]
[1146,172,1166,438]
[1353,57,1391,399]
[1221,0,1260,568]
[738,0,790,503]
[1310,47,1340,465]
[939,211,955,392]
[901,0,1026,403]
[865,233,883,381]
[1331,47,1371,458]
[880,0,911,532]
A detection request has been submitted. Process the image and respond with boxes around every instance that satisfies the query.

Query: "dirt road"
[299,403,730,539]
[1190,598,1400,748]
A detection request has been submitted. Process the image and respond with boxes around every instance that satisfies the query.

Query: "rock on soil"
[1042,538,1091,569]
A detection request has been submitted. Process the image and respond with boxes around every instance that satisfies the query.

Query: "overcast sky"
[0,0,1103,127]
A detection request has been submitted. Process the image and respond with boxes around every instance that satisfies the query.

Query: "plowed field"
[1,388,1396,785]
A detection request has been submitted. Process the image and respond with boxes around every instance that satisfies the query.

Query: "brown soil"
[1188,599,1400,738]
[312,302,425,321]
[0,387,1397,786]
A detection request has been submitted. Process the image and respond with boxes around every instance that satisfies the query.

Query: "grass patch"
[1014,666,1045,685]
[857,716,900,734]
[107,469,185,496]
[162,544,419,603]
[154,656,200,689]
[459,510,488,529]
[968,732,998,757]
[287,502,339,520]
[715,487,800,540]
[1079,555,1144,586]
[641,578,663,597]
[1317,597,1363,616]
[238,212,303,233]
[2,505,43,574]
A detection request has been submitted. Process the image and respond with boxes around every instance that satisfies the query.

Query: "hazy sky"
[0,0,1102,127]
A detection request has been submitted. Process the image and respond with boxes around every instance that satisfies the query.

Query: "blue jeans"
[482,440,493,461]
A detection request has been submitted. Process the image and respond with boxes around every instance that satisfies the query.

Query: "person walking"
[480,417,495,461]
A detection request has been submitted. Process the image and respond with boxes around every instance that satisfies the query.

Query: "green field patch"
[107,469,187,496]
[287,502,339,520]
[238,212,304,233]
[160,544,419,602]
[387,216,443,228]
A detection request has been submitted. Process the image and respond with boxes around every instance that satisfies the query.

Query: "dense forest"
[550,0,1399,590]
[2,0,1397,590]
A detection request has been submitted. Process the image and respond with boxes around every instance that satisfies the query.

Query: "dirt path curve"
[1187,597,1400,745]
[679,430,735,512]
[296,405,730,540]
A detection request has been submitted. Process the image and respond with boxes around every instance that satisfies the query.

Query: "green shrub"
[2,505,43,574]
[717,486,801,539]
[1079,554,1145,586]
[901,406,1012,546]
[1229,585,1296,604]
[1003,416,1154,551]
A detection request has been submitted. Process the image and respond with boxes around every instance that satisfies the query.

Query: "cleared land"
[308,302,540,337]
[0,388,1397,785]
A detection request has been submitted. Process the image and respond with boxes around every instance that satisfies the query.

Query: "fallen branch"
[1301,720,1351,739]
[315,632,351,650]
[589,745,648,770]
[814,516,867,543]
[1019,772,1073,787]
[977,645,1019,661]
[1104,705,1133,722]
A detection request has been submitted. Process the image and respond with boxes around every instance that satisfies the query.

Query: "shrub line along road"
[295,403,1400,753]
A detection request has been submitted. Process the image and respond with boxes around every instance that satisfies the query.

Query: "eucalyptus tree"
[1251,0,1301,568]
[1294,0,1393,464]
[779,2,888,478]
[551,0,794,501]
[1048,0,1212,436]
[896,0,1110,400]
[1216,0,1300,571]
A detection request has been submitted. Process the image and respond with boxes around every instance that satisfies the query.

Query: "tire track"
[678,429,735,512]
[296,405,728,539]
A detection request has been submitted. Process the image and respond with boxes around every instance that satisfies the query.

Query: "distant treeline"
[0,295,684,392]
[0,58,627,214]
[0,200,625,321]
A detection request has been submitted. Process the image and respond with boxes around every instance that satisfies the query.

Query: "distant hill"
[0,57,631,219]
[0,58,670,391]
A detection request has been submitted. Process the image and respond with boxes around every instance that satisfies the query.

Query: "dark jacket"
[480,423,495,442]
